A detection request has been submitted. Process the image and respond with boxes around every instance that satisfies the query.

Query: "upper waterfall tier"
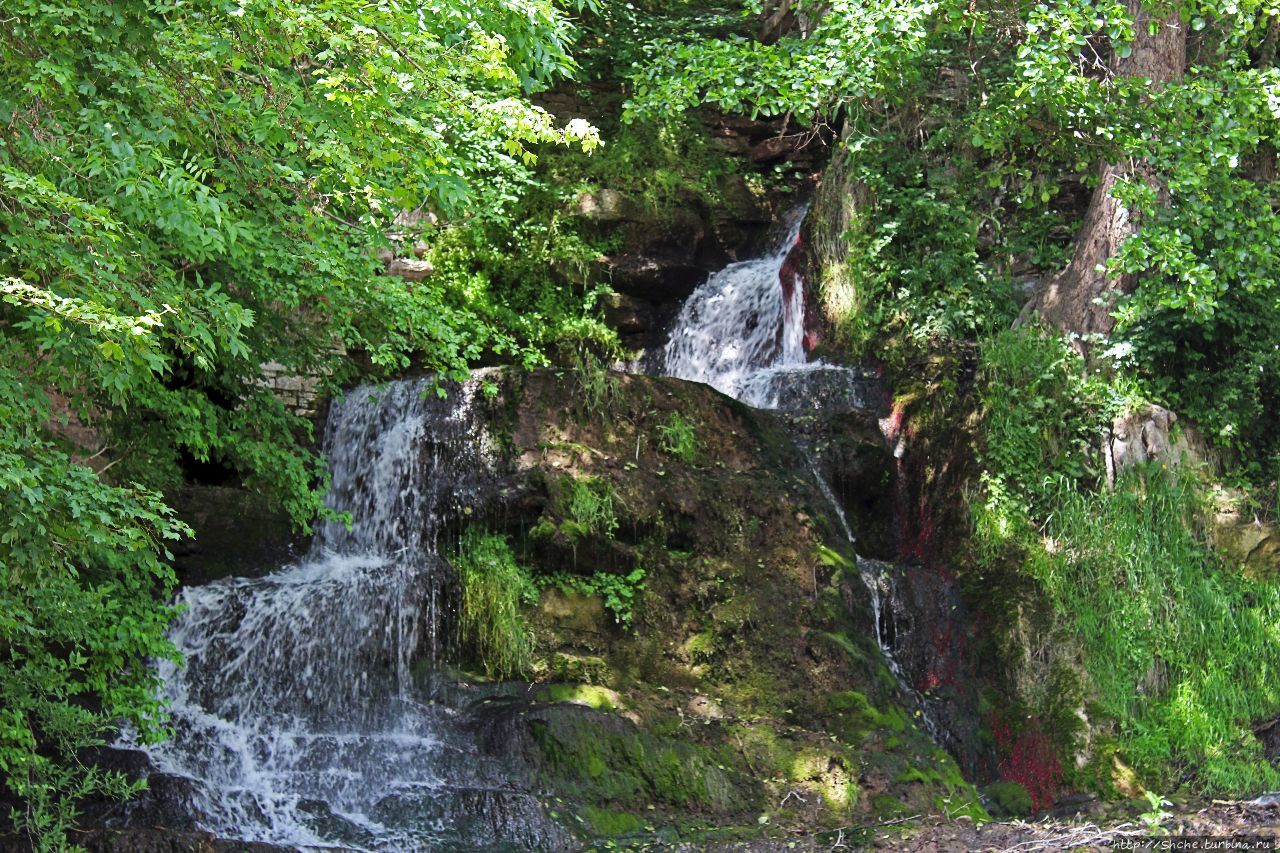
[660,208,880,413]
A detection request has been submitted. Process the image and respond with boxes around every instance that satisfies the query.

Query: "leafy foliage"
[627,0,1280,502]
[2,0,603,516]
[454,529,538,680]
[976,329,1127,514]
[0,353,187,847]
[1,0,605,843]
[542,567,647,627]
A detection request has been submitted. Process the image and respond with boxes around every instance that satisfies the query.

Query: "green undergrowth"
[657,412,700,464]
[1038,472,1280,794]
[454,528,538,679]
[541,567,647,627]
[532,474,621,550]
[975,330,1280,795]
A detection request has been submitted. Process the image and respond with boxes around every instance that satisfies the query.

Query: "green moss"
[582,806,644,837]
[895,767,934,785]
[685,630,717,662]
[983,781,1033,818]
[880,705,909,733]
[937,794,990,822]
[545,652,610,684]
[872,793,911,819]
[544,683,620,712]
[826,690,880,743]
[826,691,908,742]
[816,545,856,572]
[529,712,758,815]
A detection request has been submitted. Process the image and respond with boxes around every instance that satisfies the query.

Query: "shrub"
[983,781,1033,818]
[541,567,647,628]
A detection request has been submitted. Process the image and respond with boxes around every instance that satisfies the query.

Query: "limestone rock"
[539,588,609,637]
[575,188,644,223]
[1210,499,1280,577]
[385,256,434,282]
[685,693,725,719]
[1104,404,1212,486]
[601,254,707,301]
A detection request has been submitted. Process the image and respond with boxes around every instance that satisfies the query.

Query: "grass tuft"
[455,528,538,679]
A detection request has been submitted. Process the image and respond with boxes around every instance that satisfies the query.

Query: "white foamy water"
[128,377,558,851]
[662,209,809,408]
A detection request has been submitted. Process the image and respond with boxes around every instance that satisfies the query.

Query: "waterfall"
[662,208,878,412]
[657,207,929,731]
[127,376,561,851]
[662,209,808,408]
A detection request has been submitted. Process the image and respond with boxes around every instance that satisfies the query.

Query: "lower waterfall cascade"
[124,378,567,851]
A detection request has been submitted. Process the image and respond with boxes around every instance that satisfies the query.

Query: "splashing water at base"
[125,377,564,851]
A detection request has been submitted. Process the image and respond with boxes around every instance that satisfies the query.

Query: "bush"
[983,781,1033,818]
[978,465,1280,795]
[977,328,1122,515]
[0,422,185,848]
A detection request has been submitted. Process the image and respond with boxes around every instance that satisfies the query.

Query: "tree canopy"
[1,0,601,842]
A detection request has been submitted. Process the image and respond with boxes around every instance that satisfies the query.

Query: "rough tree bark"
[759,0,827,43]
[1022,1,1186,338]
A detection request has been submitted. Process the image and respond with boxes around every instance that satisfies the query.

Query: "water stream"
[127,206,946,850]
[657,207,932,731]
[128,378,563,851]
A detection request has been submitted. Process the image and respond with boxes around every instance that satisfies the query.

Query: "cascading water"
[663,209,809,408]
[126,377,566,851]
[662,208,880,414]
[658,207,929,731]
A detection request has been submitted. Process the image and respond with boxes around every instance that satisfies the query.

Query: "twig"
[877,813,922,827]
[780,788,807,807]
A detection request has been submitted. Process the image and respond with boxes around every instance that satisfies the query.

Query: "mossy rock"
[582,805,645,837]
[540,683,621,711]
[476,701,760,819]
[983,781,1033,818]
[541,652,610,684]
[827,690,883,743]
[871,793,911,819]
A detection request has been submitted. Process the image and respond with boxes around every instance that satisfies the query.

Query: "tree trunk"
[1022,1,1185,338]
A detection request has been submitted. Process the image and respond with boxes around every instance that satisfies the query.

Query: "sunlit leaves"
[0,0,604,845]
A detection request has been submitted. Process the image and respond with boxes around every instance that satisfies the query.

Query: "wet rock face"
[88,369,986,849]
[62,830,291,853]
[464,370,986,838]
[571,186,782,353]
[166,486,300,586]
